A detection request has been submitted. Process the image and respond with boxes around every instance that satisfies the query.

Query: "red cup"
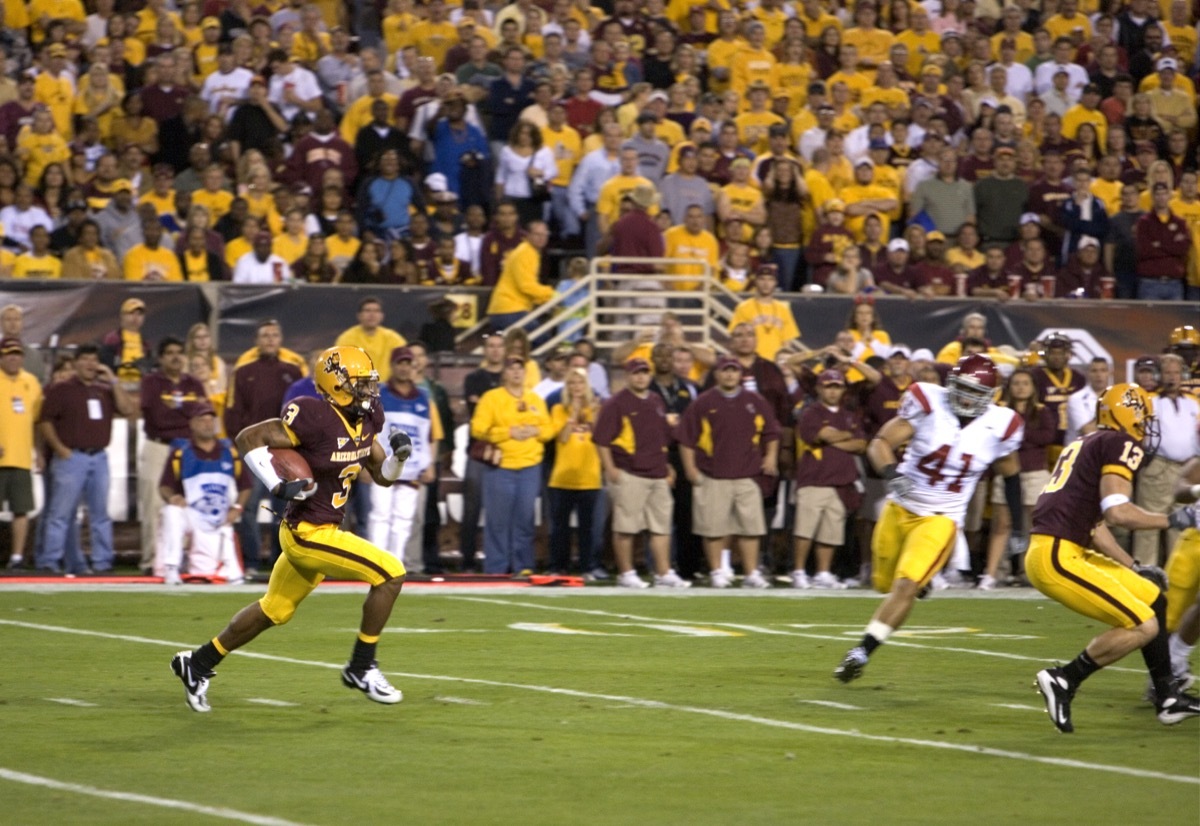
[1006,273,1023,299]
[1099,276,1115,299]
[1039,274,1056,299]
[954,271,968,297]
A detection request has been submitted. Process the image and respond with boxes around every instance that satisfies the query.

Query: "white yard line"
[797,700,864,711]
[1,618,1193,786]
[45,698,98,708]
[434,696,489,706]
[993,703,1044,712]
[0,768,313,826]
[245,698,299,707]
[452,597,1144,674]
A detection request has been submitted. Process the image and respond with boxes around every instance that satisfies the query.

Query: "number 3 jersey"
[893,382,1024,524]
[279,395,384,527]
[1031,429,1145,548]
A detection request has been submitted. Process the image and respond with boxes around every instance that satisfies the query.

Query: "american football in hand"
[269,447,313,482]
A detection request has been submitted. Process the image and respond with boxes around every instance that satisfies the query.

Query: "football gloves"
[389,430,413,462]
[882,463,912,499]
[275,479,316,501]
[1133,563,1168,591]
[1167,505,1199,532]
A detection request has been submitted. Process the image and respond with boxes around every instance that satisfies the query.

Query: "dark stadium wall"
[3,281,1194,380]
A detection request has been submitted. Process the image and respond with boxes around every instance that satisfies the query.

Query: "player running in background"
[1162,457,1200,693]
[834,355,1025,682]
[170,346,412,712]
[1028,384,1200,733]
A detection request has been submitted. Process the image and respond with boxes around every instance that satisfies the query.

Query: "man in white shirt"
[1064,356,1110,445]
[1033,37,1090,98]
[232,232,293,283]
[799,104,836,163]
[989,39,1034,103]
[0,185,53,252]
[533,346,572,399]
[200,46,254,117]
[266,50,322,122]
[1133,354,1200,565]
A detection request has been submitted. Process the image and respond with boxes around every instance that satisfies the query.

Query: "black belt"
[1138,276,1180,283]
[76,448,105,455]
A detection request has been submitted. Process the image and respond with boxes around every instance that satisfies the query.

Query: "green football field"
[1,586,1196,825]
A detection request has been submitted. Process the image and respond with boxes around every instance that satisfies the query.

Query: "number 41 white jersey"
[892,382,1025,524]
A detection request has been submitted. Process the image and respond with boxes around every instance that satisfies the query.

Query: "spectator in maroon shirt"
[968,244,1013,300]
[139,53,191,122]
[0,73,36,150]
[564,69,605,137]
[1134,182,1190,301]
[872,238,921,299]
[394,56,438,132]
[1026,150,1072,253]
[791,370,867,590]
[957,128,996,182]
[679,356,780,589]
[477,199,525,287]
[805,198,855,288]
[137,337,208,574]
[1057,235,1110,297]
[915,231,955,296]
[593,358,685,588]
[285,109,359,194]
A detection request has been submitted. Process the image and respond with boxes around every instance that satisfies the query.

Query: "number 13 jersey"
[893,383,1024,524]
[279,395,384,527]
[1031,429,1145,548]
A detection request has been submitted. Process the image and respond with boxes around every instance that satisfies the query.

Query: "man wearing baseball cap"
[157,400,252,586]
[1134,181,1190,300]
[678,354,781,589]
[1145,57,1197,134]
[974,145,1029,244]
[0,337,41,571]
[593,358,688,588]
[99,297,153,386]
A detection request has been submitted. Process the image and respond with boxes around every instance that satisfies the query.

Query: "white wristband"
[1190,484,1200,502]
[245,446,283,491]
[381,453,404,482]
[1100,493,1130,513]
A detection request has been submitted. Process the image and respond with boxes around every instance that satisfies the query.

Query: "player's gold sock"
[192,637,228,675]
[350,632,380,673]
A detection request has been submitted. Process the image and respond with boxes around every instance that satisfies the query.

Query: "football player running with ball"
[171,346,413,712]
[1028,384,1200,732]
[834,355,1025,682]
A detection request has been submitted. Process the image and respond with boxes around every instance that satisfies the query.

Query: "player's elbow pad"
[380,453,405,482]
[245,445,283,491]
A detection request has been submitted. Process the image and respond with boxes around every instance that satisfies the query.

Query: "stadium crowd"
[0,0,1195,300]
[0,0,1198,591]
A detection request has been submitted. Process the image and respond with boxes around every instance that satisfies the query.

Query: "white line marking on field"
[993,703,1043,712]
[45,698,97,707]
[338,627,491,634]
[453,597,1142,674]
[798,700,864,711]
[509,622,630,636]
[609,623,742,637]
[434,696,488,706]
[1,618,1192,785]
[0,768,313,826]
[245,698,299,707]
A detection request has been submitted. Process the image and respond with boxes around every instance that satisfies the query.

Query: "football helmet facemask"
[1096,382,1159,455]
[948,354,998,418]
[315,346,379,419]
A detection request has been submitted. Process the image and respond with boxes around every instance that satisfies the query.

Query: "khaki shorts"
[991,469,1051,507]
[611,471,673,535]
[794,486,847,545]
[692,474,765,537]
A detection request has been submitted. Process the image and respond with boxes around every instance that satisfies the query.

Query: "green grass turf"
[0,588,1196,825]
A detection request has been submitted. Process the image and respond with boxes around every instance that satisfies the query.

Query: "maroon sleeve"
[796,403,825,445]
[159,446,184,495]
[757,393,781,443]
[38,382,63,425]
[591,393,621,448]
[676,398,701,449]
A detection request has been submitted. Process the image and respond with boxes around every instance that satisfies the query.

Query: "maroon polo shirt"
[864,375,912,438]
[478,228,525,287]
[610,209,665,274]
[141,371,209,441]
[224,356,305,439]
[39,376,117,450]
[677,387,780,479]
[794,402,864,487]
[592,388,672,479]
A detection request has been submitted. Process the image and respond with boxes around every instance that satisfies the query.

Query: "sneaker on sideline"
[654,570,691,589]
[584,567,610,581]
[930,572,949,591]
[811,571,845,590]
[743,570,770,589]
[342,662,403,704]
[616,570,649,589]
[790,570,810,589]
[164,566,183,586]
[977,574,997,591]
[709,569,733,589]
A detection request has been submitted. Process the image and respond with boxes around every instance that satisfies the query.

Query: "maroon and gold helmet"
[948,353,998,418]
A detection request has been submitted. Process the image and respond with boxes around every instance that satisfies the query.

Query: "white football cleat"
[170,651,212,713]
[342,662,403,705]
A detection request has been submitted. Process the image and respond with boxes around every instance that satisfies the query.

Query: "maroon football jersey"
[1031,429,1146,548]
[1031,366,1086,440]
[279,395,384,527]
